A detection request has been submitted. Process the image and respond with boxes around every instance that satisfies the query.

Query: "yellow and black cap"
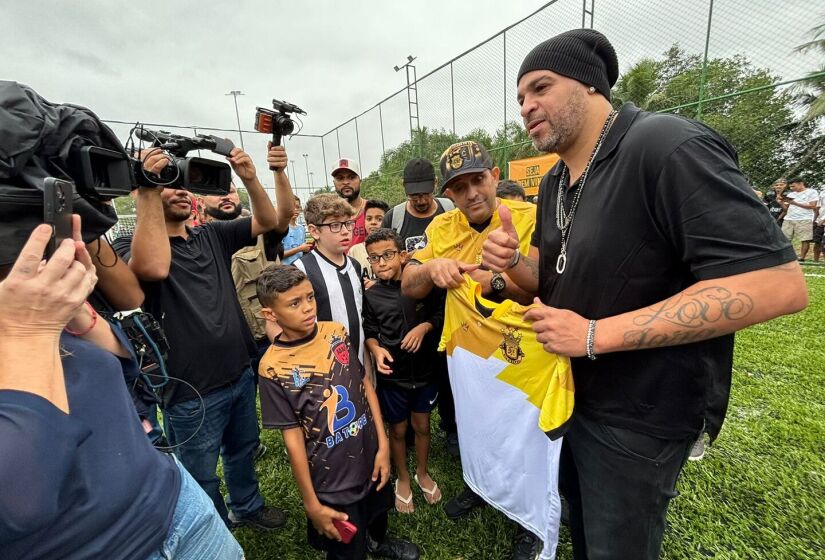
[439,141,493,193]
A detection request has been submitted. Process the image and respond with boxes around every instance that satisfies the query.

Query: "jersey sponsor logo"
[499,326,525,365]
[324,413,368,448]
[406,234,427,254]
[321,385,357,432]
[428,392,439,406]
[291,367,310,388]
[321,384,367,448]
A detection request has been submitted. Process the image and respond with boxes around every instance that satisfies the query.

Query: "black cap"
[439,141,493,193]
[517,29,619,100]
[403,158,436,195]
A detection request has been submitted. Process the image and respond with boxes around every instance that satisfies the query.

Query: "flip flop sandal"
[394,480,415,514]
[414,473,442,505]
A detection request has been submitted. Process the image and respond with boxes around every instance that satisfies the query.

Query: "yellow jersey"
[411,198,536,266]
[441,276,574,439]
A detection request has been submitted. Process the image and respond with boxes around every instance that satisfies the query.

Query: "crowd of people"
[761,177,825,263]
[0,28,811,560]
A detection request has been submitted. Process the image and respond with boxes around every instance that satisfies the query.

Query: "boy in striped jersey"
[295,194,368,373]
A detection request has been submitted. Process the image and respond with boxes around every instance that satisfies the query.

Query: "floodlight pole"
[394,55,421,156]
[225,90,245,150]
[302,154,311,188]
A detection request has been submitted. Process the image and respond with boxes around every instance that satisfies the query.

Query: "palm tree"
[794,19,825,122]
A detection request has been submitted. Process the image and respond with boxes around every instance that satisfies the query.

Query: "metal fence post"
[355,117,363,174]
[697,0,715,120]
[321,136,329,187]
[379,103,386,159]
[451,62,456,135]
[503,31,508,137]
[336,128,341,159]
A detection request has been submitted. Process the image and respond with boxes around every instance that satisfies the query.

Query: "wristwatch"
[490,272,506,295]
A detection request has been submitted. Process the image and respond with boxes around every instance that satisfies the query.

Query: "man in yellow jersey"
[401,141,543,560]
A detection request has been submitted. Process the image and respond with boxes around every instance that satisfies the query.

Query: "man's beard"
[163,203,192,223]
[412,199,432,213]
[530,89,587,154]
[338,186,360,203]
[205,203,242,221]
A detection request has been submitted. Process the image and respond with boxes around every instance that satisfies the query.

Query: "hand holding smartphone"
[43,178,74,259]
[332,519,358,544]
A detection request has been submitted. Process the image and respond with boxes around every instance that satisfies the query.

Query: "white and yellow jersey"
[442,277,574,559]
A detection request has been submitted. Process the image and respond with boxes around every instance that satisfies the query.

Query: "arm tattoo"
[622,286,754,350]
[522,255,539,280]
[623,328,719,350]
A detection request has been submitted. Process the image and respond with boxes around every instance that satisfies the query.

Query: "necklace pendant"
[555,253,567,274]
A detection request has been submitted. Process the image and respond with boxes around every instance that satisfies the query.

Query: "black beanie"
[517,29,619,100]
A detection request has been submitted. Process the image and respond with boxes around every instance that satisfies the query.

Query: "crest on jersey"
[499,326,525,365]
[330,334,350,366]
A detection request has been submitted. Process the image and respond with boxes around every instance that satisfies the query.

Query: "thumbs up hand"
[482,204,520,272]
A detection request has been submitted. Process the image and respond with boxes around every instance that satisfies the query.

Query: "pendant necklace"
[554,110,618,274]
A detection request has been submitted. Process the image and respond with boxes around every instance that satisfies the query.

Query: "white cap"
[331,158,361,178]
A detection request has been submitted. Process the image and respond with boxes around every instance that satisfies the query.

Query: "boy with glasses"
[296,194,367,369]
[362,229,443,515]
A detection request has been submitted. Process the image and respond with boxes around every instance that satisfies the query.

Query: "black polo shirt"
[532,104,795,439]
[117,218,259,406]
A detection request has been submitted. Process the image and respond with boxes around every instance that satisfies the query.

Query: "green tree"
[611,45,796,190]
[794,19,825,122]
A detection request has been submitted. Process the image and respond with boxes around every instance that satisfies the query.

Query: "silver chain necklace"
[554,110,618,274]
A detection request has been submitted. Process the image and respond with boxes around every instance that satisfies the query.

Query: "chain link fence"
[319,0,824,205]
[104,0,823,214]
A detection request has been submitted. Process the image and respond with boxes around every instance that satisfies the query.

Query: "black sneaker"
[510,529,541,560]
[253,442,268,461]
[446,432,460,458]
[228,505,286,531]
[368,536,420,560]
[443,486,486,519]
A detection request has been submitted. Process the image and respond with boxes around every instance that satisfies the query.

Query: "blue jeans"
[165,366,264,524]
[146,459,244,559]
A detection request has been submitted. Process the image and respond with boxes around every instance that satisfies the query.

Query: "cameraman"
[122,143,294,530]
[0,219,243,559]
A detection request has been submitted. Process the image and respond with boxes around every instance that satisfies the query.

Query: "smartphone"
[332,519,358,544]
[43,177,74,259]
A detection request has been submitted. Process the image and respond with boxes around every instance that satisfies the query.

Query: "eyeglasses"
[314,220,356,232]
[366,250,400,264]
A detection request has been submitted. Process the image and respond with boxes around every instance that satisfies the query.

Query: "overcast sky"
[2,0,819,199]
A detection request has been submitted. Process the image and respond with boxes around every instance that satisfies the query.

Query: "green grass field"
[233,266,825,560]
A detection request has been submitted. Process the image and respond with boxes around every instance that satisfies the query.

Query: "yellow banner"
[507,153,560,196]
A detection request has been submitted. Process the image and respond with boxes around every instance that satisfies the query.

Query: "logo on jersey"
[321,384,368,448]
[499,326,525,365]
[291,367,309,388]
[329,334,350,366]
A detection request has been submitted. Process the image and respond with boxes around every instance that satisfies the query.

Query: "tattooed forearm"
[633,287,754,329]
[521,254,539,280]
[623,327,719,350]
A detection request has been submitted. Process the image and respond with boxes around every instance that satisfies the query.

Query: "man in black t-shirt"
[124,144,296,530]
[763,179,789,224]
[483,29,808,560]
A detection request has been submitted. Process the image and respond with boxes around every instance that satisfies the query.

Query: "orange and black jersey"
[258,322,378,506]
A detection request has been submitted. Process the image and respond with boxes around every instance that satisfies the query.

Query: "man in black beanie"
[482,29,807,559]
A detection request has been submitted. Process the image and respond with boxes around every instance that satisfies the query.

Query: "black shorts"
[378,384,438,424]
[307,481,393,560]
[813,223,825,244]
